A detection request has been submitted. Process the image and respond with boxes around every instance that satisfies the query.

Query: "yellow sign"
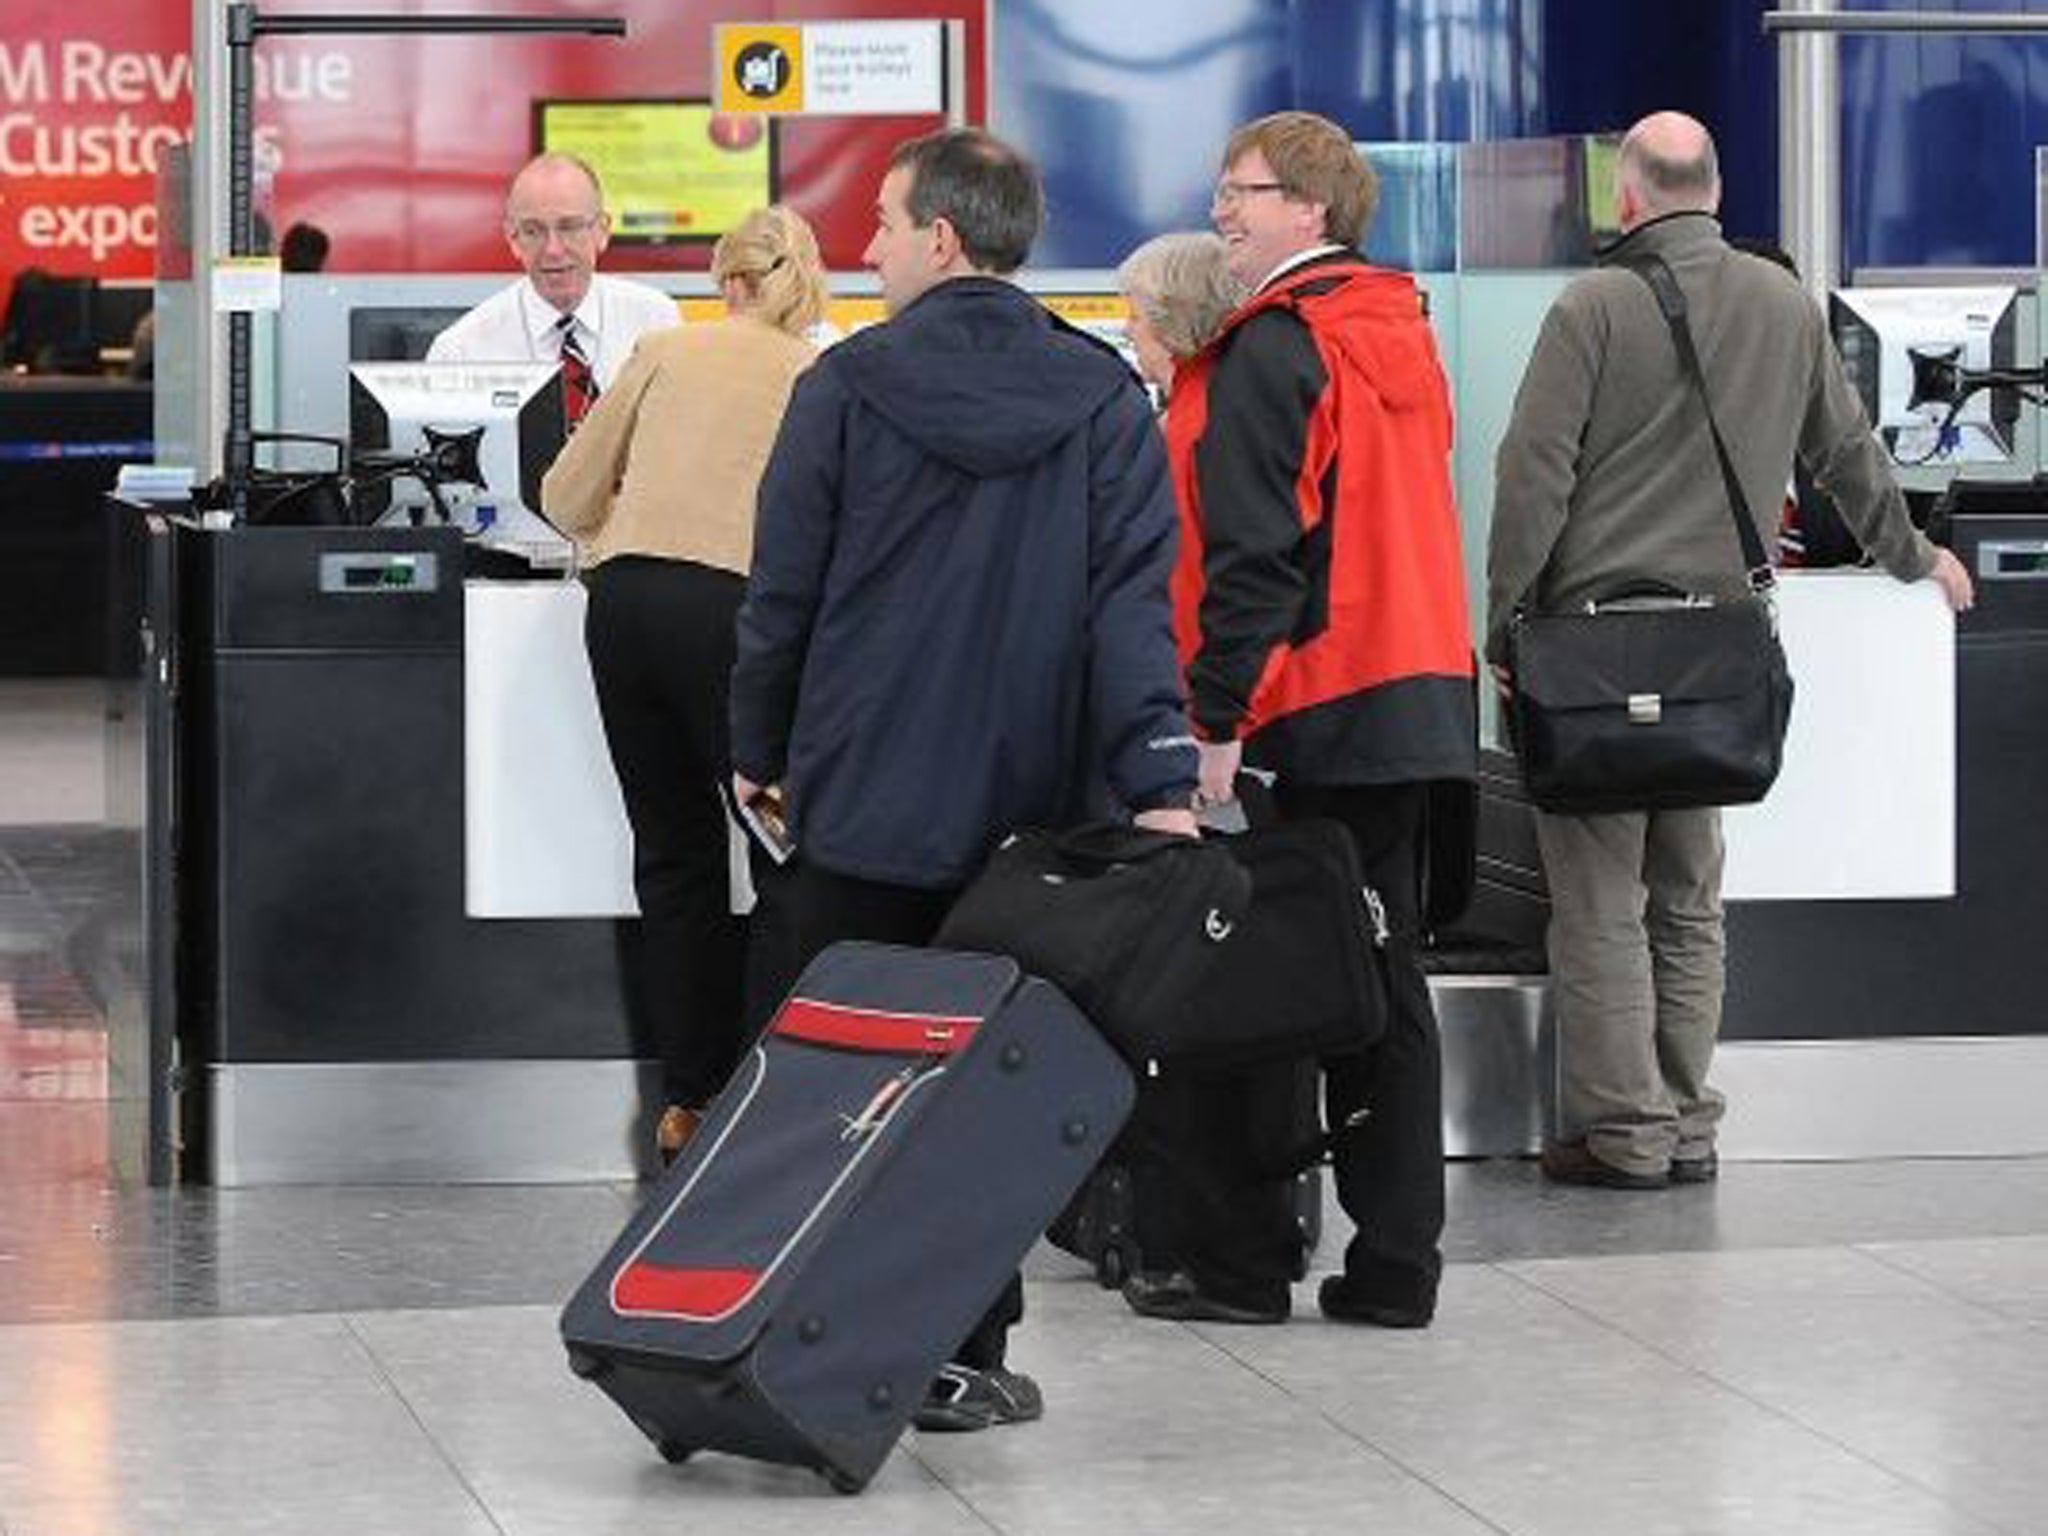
[679,292,1130,342]
[716,25,804,115]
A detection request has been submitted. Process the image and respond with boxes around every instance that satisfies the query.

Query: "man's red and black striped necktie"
[555,314,599,428]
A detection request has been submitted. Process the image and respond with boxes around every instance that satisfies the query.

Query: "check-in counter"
[123,507,2043,1182]
[130,517,643,1185]
[1717,516,2048,1159]
[2,378,151,676]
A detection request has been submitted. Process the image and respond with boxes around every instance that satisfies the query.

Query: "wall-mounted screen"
[533,99,776,245]
[1829,285,2021,465]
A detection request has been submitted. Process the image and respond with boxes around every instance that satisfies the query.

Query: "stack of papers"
[114,464,196,502]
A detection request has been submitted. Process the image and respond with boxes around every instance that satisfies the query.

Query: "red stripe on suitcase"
[772,997,981,1055]
[613,1262,763,1317]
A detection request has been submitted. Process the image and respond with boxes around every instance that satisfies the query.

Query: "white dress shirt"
[1252,242,1346,295]
[425,274,679,389]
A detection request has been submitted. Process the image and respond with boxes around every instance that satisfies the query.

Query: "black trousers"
[584,557,748,1110]
[750,861,1025,1373]
[1147,781,1445,1314]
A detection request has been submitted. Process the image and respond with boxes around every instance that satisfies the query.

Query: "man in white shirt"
[427,153,678,402]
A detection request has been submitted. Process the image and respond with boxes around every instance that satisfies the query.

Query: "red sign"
[0,0,987,321]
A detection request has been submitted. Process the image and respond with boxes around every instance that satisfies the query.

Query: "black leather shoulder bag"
[1507,254,1795,814]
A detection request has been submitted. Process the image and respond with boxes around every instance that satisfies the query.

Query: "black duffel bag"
[1168,817,1389,1067]
[938,816,1387,1068]
[934,824,1251,1057]
[1507,591,1793,814]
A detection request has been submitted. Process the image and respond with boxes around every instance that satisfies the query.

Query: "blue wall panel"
[1843,0,2048,273]
[999,0,2048,275]
[997,0,1783,268]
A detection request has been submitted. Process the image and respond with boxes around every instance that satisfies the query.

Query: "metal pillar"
[1766,8,2048,295]
[206,8,625,520]
[1777,0,1840,301]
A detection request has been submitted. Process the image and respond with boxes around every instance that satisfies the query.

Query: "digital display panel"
[533,99,776,245]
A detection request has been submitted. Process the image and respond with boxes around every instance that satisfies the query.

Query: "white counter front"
[1722,571,1955,901]
[464,580,637,918]
[463,569,1957,917]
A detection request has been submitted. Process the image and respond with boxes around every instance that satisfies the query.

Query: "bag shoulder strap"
[1617,253,1775,590]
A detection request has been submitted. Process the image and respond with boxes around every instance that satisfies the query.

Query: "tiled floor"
[4,683,2048,1535]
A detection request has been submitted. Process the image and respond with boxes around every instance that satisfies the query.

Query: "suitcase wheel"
[1095,1241,1131,1290]
[655,1440,695,1465]
[826,1468,868,1496]
[565,1347,608,1381]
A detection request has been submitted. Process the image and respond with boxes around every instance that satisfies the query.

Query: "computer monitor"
[347,361,568,549]
[92,281,154,357]
[1830,285,2021,464]
[2,273,97,372]
[348,306,469,362]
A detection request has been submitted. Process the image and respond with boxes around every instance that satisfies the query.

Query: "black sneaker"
[911,1364,1044,1433]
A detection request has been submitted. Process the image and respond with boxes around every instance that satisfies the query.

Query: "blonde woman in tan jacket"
[542,205,827,1164]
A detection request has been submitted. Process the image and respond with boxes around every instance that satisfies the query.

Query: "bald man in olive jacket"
[1487,111,1972,1190]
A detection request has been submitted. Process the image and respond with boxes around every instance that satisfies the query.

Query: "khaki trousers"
[1533,806,1728,1176]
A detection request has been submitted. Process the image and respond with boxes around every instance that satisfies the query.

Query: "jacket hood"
[830,277,1132,477]
[1236,258,1445,417]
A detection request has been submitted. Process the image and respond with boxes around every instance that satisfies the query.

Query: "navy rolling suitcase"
[559,942,1134,1493]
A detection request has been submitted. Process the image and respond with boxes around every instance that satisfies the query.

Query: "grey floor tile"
[0,1312,497,1536]
[0,1182,644,1326]
[1205,1262,1999,1536]
[1442,1157,2048,1263]
[1503,1247,2048,1535]
[348,1304,984,1535]
[0,682,105,828]
[915,1280,1503,1536]
[1860,1234,2048,1320]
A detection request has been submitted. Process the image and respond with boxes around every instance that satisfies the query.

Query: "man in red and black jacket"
[1126,112,1477,1331]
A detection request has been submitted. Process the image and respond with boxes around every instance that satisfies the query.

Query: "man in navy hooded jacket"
[729,128,1199,1432]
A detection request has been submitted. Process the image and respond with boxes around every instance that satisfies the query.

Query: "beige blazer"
[541,314,816,574]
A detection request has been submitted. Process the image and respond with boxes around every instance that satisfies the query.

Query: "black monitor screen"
[92,283,153,355]
[3,275,97,372]
[350,306,470,362]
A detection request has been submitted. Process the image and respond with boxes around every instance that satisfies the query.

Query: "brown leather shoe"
[655,1105,704,1166]
[1539,1141,1669,1190]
